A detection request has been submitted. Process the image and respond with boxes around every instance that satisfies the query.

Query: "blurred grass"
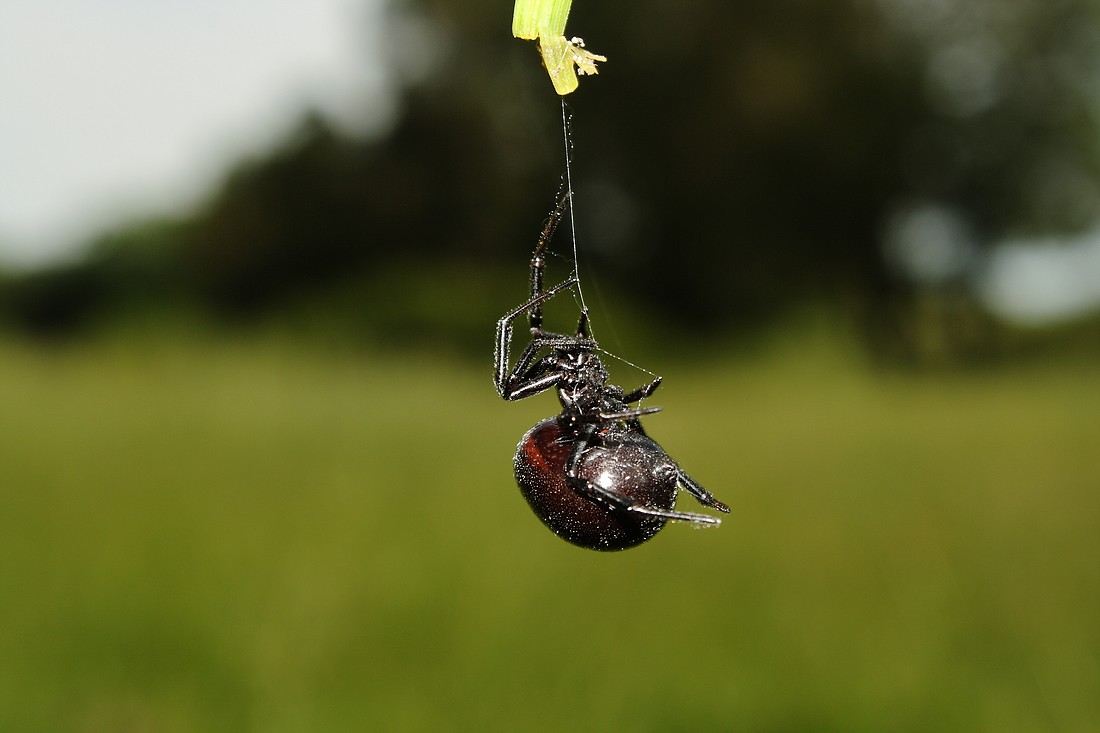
[1,329,1098,733]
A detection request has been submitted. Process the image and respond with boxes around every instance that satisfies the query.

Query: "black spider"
[494,193,730,551]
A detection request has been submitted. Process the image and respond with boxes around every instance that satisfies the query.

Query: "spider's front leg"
[494,278,578,399]
[529,192,570,332]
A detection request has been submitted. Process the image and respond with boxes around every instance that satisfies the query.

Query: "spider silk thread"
[559,100,658,384]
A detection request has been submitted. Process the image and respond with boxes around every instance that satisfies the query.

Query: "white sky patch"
[0,0,391,268]
[980,228,1100,325]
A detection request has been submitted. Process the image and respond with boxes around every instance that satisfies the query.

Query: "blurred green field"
[1,331,1098,733]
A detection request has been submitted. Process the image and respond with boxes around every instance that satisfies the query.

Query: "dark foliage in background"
[2,0,1099,361]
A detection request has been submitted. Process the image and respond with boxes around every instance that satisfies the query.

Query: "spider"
[494,192,730,551]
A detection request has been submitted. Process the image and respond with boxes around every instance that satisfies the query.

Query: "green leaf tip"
[512,0,606,95]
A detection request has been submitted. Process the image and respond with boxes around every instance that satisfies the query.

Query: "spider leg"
[529,190,571,331]
[575,308,590,338]
[501,330,598,401]
[496,187,592,400]
[677,470,731,513]
[625,504,722,525]
[494,278,577,398]
[598,406,661,421]
[564,423,722,526]
[501,363,561,401]
[622,376,662,404]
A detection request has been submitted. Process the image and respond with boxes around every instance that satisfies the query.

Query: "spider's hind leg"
[575,475,722,526]
[623,376,662,404]
[564,423,722,526]
[678,470,731,513]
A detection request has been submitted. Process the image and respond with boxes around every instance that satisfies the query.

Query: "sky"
[980,229,1100,326]
[0,0,391,269]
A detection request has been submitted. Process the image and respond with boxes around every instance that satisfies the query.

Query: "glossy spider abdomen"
[514,418,679,551]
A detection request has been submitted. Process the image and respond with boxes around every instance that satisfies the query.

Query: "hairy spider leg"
[529,191,571,332]
[677,470,731,513]
[622,376,663,404]
[496,188,594,401]
[495,278,590,399]
[598,407,661,421]
[563,423,723,526]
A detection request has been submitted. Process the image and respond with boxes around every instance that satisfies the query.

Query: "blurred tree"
[2,0,1099,362]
